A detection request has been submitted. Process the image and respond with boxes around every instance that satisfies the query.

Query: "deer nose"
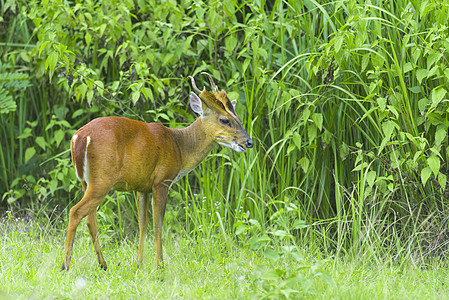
[246,139,254,148]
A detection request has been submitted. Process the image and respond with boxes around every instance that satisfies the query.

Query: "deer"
[61,73,254,271]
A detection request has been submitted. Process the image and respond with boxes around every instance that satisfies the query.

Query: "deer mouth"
[237,144,246,152]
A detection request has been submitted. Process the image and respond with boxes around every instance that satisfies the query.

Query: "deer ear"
[190,92,204,117]
[231,100,237,110]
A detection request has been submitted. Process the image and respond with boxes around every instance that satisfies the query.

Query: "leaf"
[302,109,311,122]
[366,170,376,187]
[132,90,141,104]
[38,41,50,56]
[35,136,46,150]
[85,31,92,48]
[293,132,302,150]
[416,68,428,84]
[427,53,442,69]
[264,249,281,262]
[308,123,317,143]
[298,157,310,173]
[249,234,271,250]
[17,127,32,139]
[25,147,36,164]
[225,35,237,53]
[427,156,440,177]
[53,129,65,147]
[421,167,431,186]
[311,113,323,131]
[0,87,16,114]
[292,219,307,229]
[377,97,387,111]
[142,87,153,103]
[431,86,446,106]
[334,34,344,53]
[403,62,413,74]
[435,126,447,145]
[382,120,396,139]
[45,51,59,81]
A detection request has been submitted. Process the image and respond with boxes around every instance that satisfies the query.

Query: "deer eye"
[220,118,231,127]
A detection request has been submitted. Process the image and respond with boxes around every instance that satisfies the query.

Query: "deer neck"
[172,118,215,173]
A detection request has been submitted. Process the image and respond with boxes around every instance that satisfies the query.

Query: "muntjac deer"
[61,73,253,271]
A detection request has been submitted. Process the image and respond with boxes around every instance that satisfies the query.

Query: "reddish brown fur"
[72,117,182,193]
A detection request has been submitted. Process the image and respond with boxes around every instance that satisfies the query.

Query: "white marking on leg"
[84,136,91,186]
[72,135,83,182]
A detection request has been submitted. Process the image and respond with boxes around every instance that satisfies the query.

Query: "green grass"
[1,213,448,299]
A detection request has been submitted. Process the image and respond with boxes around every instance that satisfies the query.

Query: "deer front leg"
[152,184,168,269]
[136,192,150,265]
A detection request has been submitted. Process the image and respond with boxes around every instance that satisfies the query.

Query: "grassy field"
[1,213,448,299]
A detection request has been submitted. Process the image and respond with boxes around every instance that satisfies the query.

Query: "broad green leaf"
[427,53,442,69]
[142,87,153,103]
[132,90,140,104]
[54,129,65,147]
[248,219,261,230]
[334,34,344,53]
[39,41,50,56]
[225,35,237,53]
[263,249,280,262]
[382,120,396,139]
[435,126,447,145]
[235,224,248,235]
[25,147,36,164]
[421,166,431,186]
[17,127,32,139]
[293,132,301,150]
[416,68,428,84]
[431,86,446,106]
[377,97,387,111]
[85,31,92,48]
[249,234,271,250]
[427,156,440,177]
[45,51,59,80]
[292,219,307,229]
[35,136,46,150]
[311,113,323,131]
[302,109,311,122]
[86,90,94,104]
[366,170,376,187]
[308,123,317,143]
[352,161,368,172]
[403,62,413,73]
[298,157,310,173]
[418,98,429,112]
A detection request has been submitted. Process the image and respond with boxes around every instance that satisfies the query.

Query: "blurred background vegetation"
[1,0,449,262]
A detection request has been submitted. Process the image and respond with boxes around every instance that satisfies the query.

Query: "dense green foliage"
[2,0,449,289]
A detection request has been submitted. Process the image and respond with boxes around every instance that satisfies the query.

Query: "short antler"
[188,76,203,94]
[201,72,219,93]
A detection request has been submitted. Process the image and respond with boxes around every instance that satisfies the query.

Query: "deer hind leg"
[86,210,107,270]
[136,192,150,265]
[61,186,108,271]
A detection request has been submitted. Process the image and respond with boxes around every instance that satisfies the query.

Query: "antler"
[188,76,204,94]
[201,72,219,94]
